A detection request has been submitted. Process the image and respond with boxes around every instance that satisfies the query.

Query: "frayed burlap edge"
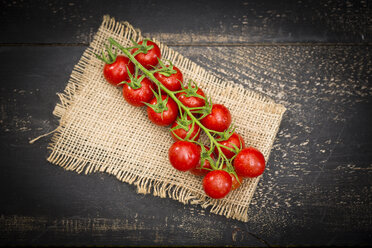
[47,15,286,222]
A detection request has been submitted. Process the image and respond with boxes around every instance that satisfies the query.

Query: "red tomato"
[131,40,161,70]
[230,174,244,190]
[190,146,215,176]
[233,147,266,177]
[147,95,178,126]
[154,65,183,92]
[169,141,201,172]
[122,77,155,107]
[103,55,134,86]
[215,132,245,159]
[200,104,231,132]
[171,119,200,141]
[203,170,232,199]
[176,86,205,110]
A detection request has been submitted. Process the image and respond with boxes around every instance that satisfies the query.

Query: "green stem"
[109,38,231,171]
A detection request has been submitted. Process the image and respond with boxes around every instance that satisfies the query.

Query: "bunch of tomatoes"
[97,38,266,199]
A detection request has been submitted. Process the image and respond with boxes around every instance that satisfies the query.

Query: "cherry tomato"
[147,95,178,126]
[154,65,183,92]
[171,119,200,141]
[233,147,266,177]
[103,55,134,86]
[200,104,231,132]
[203,170,232,199]
[215,132,245,159]
[122,77,155,107]
[176,86,205,110]
[230,174,244,190]
[169,141,201,172]
[131,40,161,70]
[190,146,215,176]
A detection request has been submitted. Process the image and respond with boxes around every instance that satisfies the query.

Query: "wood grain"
[0,45,370,246]
[1,0,371,245]
[0,0,370,45]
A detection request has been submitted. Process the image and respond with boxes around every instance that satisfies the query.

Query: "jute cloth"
[48,16,286,222]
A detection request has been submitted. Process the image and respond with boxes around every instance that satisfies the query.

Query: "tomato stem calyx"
[95,43,118,64]
[118,66,144,89]
[182,80,204,99]
[215,125,236,141]
[130,38,155,57]
[153,59,178,77]
[143,89,169,114]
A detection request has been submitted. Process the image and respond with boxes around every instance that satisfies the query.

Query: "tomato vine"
[109,38,239,173]
[96,37,266,199]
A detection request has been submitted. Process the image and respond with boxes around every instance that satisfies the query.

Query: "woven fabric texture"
[48,16,286,222]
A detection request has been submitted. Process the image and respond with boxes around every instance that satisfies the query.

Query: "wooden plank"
[0,45,371,246]
[0,0,370,45]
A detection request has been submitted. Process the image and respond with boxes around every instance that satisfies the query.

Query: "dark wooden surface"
[0,0,371,246]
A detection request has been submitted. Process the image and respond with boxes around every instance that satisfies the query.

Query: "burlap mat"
[47,15,286,222]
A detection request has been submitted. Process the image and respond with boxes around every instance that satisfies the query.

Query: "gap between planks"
[0,42,371,47]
